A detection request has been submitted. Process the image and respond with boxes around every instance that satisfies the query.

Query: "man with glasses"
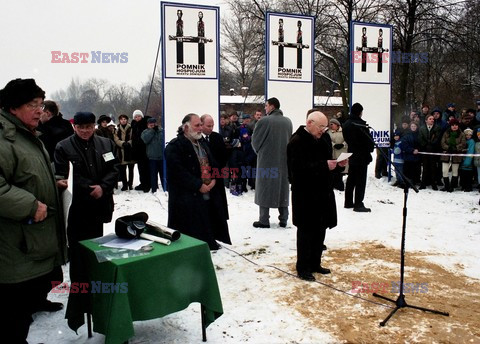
[342,102,375,212]
[251,97,293,228]
[0,78,68,342]
[287,111,347,281]
[55,112,118,331]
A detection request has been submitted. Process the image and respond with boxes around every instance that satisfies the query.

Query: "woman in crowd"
[327,118,348,191]
[440,118,466,192]
[401,121,421,185]
[114,114,136,191]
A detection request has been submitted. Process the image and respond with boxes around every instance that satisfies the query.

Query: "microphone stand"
[354,123,449,326]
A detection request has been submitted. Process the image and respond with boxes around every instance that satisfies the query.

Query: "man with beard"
[287,111,347,281]
[165,113,231,250]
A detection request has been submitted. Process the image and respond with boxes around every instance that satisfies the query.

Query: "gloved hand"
[123,142,130,148]
[333,143,344,150]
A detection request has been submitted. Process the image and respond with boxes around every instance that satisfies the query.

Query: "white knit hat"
[132,109,144,118]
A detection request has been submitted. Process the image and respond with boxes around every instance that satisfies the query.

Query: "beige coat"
[328,127,349,173]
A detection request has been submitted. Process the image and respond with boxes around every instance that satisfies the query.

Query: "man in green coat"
[0,79,68,343]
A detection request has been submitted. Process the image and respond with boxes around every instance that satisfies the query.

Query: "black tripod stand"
[367,127,449,326]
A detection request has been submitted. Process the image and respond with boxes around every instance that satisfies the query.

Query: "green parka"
[0,110,67,284]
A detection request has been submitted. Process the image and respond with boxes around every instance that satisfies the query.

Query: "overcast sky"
[0,0,225,98]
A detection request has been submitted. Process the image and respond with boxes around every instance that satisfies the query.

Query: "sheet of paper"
[61,161,73,228]
[336,152,352,162]
[101,238,153,251]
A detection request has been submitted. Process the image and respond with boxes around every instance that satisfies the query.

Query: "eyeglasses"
[314,122,329,132]
[26,102,45,111]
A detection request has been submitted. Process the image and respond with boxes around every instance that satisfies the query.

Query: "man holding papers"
[287,111,348,282]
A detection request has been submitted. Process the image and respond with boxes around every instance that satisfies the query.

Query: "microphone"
[351,122,371,129]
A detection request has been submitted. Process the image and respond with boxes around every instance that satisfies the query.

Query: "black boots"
[441,178,450,192]
[442,177,458,192]
[450,176,458,192]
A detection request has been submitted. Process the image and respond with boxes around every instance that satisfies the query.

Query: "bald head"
[201,114,214,135]
[306,111,328,138]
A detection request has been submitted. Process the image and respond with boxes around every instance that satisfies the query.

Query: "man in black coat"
[342,103,375,212]
[131,109,151,192]
[165,113,231,250]
[37,100,74,161]
[201,114,230,222]
[287,111,347,282]
[201,114,228,168]
[54,112,119,331]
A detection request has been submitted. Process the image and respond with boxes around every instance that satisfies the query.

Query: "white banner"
[161,2,219,142]
[266,12,314,131]
[350,22,393,147]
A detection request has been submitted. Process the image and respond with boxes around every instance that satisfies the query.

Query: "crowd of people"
[385,103,480,193]
[1,76,479,342]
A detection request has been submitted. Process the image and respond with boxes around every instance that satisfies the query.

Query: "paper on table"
[101,238,153,251]
[336,152,352,162]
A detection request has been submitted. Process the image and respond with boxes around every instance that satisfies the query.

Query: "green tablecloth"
[66,235,223,344]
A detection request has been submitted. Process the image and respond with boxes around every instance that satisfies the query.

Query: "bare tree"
[221,1,266,95]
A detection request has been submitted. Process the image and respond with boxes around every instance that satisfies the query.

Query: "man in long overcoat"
[287,111,346,282]
[165,113,231,250]
[251,97,292,228]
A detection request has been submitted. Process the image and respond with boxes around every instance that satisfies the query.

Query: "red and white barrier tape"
[417,151,480,157]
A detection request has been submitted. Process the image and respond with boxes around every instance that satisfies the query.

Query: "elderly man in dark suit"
[287,111,347,281]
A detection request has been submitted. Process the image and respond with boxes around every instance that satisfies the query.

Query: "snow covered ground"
[28,162,480,343]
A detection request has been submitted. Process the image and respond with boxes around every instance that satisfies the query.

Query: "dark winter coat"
[204,131,228,168]
[418,124,442,152]
[440,129,466,164]
[165,134,231,245]
[37,114,74,161]
[0,110,67,283]
[401,130,421,162]
[342,114,374,165]
[55,134,119,227]
[95,126,114,142]
[287,126,337,229]
[131,117,149,161]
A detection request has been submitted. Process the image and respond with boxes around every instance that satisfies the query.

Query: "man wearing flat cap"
[0,78,68,341]
[55,111,119,331]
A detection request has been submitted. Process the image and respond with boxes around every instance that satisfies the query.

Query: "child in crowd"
[392,130,405,188]
[459,128,475,191]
